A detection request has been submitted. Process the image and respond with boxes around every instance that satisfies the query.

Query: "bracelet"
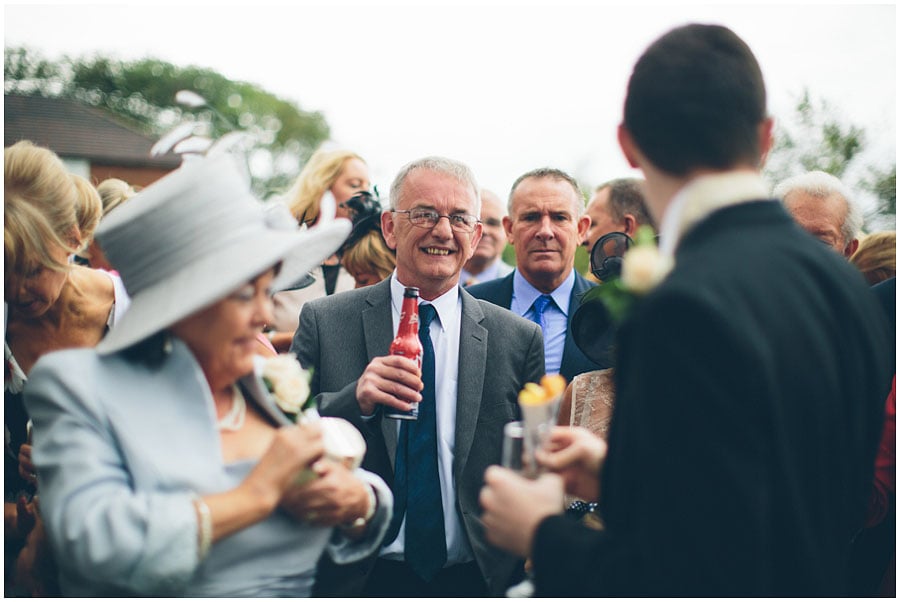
[343,485,377,529]
[193,495,213,560]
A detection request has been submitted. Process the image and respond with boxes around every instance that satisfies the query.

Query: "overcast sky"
[4,2,897,200]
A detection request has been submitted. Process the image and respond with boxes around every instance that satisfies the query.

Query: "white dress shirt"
[379,273,474,566]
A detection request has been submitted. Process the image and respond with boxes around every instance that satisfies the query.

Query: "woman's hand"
[203,423,326,545]
[535,426,607,502]
[279,460,371,528]
[18,443,37,486]
[242,422,325,512]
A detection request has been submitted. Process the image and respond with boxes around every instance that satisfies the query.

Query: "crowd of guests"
[4,22,895,597]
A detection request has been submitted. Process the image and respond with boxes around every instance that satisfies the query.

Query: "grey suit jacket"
[292,278,545,595]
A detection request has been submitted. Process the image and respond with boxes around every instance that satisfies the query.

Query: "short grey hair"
[508,167,584,216]
[389,156,480,215]
[594,177,656,231]
[773,170,862,243]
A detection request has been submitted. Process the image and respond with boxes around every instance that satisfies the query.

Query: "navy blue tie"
[384,303,446,581]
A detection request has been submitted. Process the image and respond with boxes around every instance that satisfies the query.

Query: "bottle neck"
[398,296,420,337]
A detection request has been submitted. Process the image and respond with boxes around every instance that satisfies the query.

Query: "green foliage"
[574,244,590,276]
[765,88,895,231]
[501,243,516,267]
[766,89,866,181]
[860,165,896,222]
[4,46,330,195]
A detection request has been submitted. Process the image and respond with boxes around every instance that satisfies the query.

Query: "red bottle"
[385,286,422,420]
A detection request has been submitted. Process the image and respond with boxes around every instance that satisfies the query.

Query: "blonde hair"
[850,231,896,286]
[4,140,79,276]
[286,148,364,225]
[341,229,396,284]
[71,174,102,252]
[96,178,137,216]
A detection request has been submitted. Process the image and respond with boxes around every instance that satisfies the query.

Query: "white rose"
[621,246,673,294]
[262,354,311,415]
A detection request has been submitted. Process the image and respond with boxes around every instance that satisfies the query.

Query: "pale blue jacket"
[24,337,391,597]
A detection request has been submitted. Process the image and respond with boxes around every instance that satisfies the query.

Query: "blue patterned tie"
[530,294,552,333]
[384,303,446,581]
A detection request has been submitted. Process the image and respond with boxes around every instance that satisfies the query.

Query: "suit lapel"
[496,272,515,307]
[359,280,403,466]
[560,273,591,378]
[453,290,487,482]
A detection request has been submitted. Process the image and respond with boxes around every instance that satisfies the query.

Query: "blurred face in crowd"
[5,243,70,319]
[383,168,483,300]
[171,269,275,387]
[783,191,855,256]
[350,270,381,289]
[467,190,506,268]
[583,186,620,250]
[331,158,371,220]
[504,176,590,293]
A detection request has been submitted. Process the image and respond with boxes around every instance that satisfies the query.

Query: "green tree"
[5,46,330,195]
[765,89,895,231]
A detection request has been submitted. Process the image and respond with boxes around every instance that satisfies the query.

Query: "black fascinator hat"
[338,189,385,256]
[571,231,635,367]
[590,231,633,282]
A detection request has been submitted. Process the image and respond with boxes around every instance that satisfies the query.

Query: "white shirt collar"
[389,271,459,332]
[659,171,770,257]
[511,268,575,317]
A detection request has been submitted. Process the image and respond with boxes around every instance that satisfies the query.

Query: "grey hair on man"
[596,177,656,231]
[389,156,481,214]
[508,167,584,216]
[773,170,862,257]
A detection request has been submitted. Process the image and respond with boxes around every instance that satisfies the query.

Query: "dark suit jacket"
[291,279,545,596]
[467,270,608,382]
[530,201,893,596]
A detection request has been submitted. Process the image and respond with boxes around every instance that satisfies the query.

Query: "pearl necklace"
[216,385,247,432]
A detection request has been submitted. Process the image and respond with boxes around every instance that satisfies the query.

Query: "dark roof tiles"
[4,93,181,169]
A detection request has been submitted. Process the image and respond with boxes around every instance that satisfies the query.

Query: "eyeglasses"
[392,208,481,233]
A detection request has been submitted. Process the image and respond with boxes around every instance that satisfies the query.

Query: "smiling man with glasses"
[291,156,545,597]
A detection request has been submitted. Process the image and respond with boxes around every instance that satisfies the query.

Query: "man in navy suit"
[468,168,606,383]
[479,24,892,596]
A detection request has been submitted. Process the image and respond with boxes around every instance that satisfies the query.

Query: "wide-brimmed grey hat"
[94,154,350,354]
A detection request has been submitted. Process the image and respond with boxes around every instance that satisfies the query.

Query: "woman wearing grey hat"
[23,155,392,596]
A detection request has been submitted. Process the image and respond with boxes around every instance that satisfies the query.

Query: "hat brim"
[97,219,350,354]
[570,297,618,368]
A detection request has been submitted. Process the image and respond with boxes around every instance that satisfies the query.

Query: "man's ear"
[622,214,637,237]
[618,124,640,169]
[502,215,515,245]
[844,237,859,259]
[381,211,398,250]
[757,117,775,168]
